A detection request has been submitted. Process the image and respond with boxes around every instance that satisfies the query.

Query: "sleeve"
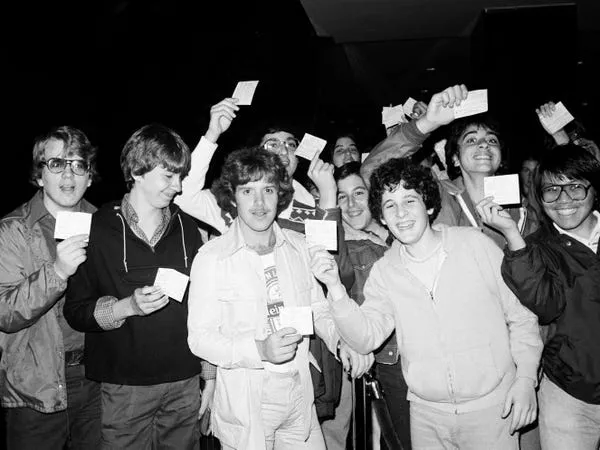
[360,120,428,185]
[501,236,569,325]
[479,236,542,383]
[64,237,108,333]
[174,137,228,233]
[329,261,396,354]
[0,222,67,333]
[187,249,264,370]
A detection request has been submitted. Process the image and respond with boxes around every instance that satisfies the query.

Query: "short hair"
[30,126,98,186]
[334,161,362,183]
[369,158,441,225]
[444,114,505,180]
[120,124,191,190]
[535,143,600,211]
[247,122,301,148]
[211,147,294,219]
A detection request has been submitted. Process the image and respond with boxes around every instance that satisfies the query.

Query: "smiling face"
[234,176,279,245]
[541,173,596,238]
[454,125,502,177]
[37,139,91,216]
[132,165,182,210]
[261,131,299,177]
[332,136,360,168]
[337,174,371,231]
[380,183,435,248]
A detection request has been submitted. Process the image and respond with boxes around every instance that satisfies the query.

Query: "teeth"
[556,208,577,216]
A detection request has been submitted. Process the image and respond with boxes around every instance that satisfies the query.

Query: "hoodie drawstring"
[116,212,128,273]
[178,215,188,269]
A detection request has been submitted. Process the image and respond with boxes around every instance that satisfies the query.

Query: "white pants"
[223,371,325,450]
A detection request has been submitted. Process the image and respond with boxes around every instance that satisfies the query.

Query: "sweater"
[64,200,203,385]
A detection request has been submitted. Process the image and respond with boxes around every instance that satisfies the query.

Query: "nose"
[61,163,75,178]
[171,175,182,193]
[254,191,265,206]
[556,188,571,202]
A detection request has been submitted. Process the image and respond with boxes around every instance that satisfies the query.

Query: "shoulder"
[446,226,501,254]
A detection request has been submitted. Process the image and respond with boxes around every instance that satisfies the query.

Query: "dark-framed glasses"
[541,183,592,203]
[41,158,89,176]
[262,138,299,153]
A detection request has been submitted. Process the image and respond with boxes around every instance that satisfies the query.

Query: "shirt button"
[58,384,63,389]
[388,351,393,356]
[565,241,572,247]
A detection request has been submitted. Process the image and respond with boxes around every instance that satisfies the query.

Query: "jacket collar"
[26,190,95,227]
[220,218,290,258]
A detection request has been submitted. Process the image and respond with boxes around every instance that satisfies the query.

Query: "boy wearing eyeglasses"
[0,126,100,449]
[477,143,600,449]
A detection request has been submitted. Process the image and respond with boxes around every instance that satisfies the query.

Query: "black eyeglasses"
[41,158,89,176]
[262,138,299,153]
[541,183,592,203]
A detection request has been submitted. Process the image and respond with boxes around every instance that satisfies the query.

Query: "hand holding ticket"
[280,306,314,335]
[153,268,189,302]
[54,211,92,239]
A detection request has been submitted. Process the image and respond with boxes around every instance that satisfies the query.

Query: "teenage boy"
[477,144,600,449]
[0,126,100,449]
[310,158,543,449]
[187,147,371,450]
[64,124,212,449]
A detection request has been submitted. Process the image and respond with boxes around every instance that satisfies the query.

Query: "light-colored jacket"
[331,226,542,414]
[187,219,339,450]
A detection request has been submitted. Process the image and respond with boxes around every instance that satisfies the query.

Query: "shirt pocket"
[217,289,260,336]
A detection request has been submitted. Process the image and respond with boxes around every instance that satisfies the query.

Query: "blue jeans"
[4,364,102,450]
[539,375,600,450]
[100,375,201,450]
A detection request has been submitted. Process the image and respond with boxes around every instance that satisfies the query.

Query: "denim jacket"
[0,191,96,412]
[346,234,399,364]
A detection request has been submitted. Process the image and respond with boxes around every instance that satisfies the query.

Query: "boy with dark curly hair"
[311,157,543,449]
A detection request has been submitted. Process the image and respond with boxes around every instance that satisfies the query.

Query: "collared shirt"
[553,210,600,253]
[121,194,171,248]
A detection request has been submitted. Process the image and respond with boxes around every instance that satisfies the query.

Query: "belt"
[65,349,84,367]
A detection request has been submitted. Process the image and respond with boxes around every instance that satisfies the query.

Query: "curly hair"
[444,114,505,180]
[120,124,191,190]
[369,158,441,224]
[30,126,98,187]
[534,143,600,213]
[211,147,294,219]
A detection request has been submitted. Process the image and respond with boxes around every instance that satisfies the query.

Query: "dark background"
[3,0,599,217]
[0,1,599,447]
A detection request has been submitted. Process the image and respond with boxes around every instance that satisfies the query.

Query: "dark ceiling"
[4,0,599,214]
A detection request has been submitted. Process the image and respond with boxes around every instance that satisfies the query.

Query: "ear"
[427,207,435,216]
[380,216,387,226]
[87,178,92,188]
[452,154,460,168]
[37,178,44,188]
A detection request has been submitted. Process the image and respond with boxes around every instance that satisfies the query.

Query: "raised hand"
[308,155,337,208]
[417,84,469,134]
[205,98,240,144]
[54,234,89,280]
[308,245,341,287]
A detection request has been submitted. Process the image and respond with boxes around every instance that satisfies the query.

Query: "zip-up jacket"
[330,226,542,413]
[502,223,600,404]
